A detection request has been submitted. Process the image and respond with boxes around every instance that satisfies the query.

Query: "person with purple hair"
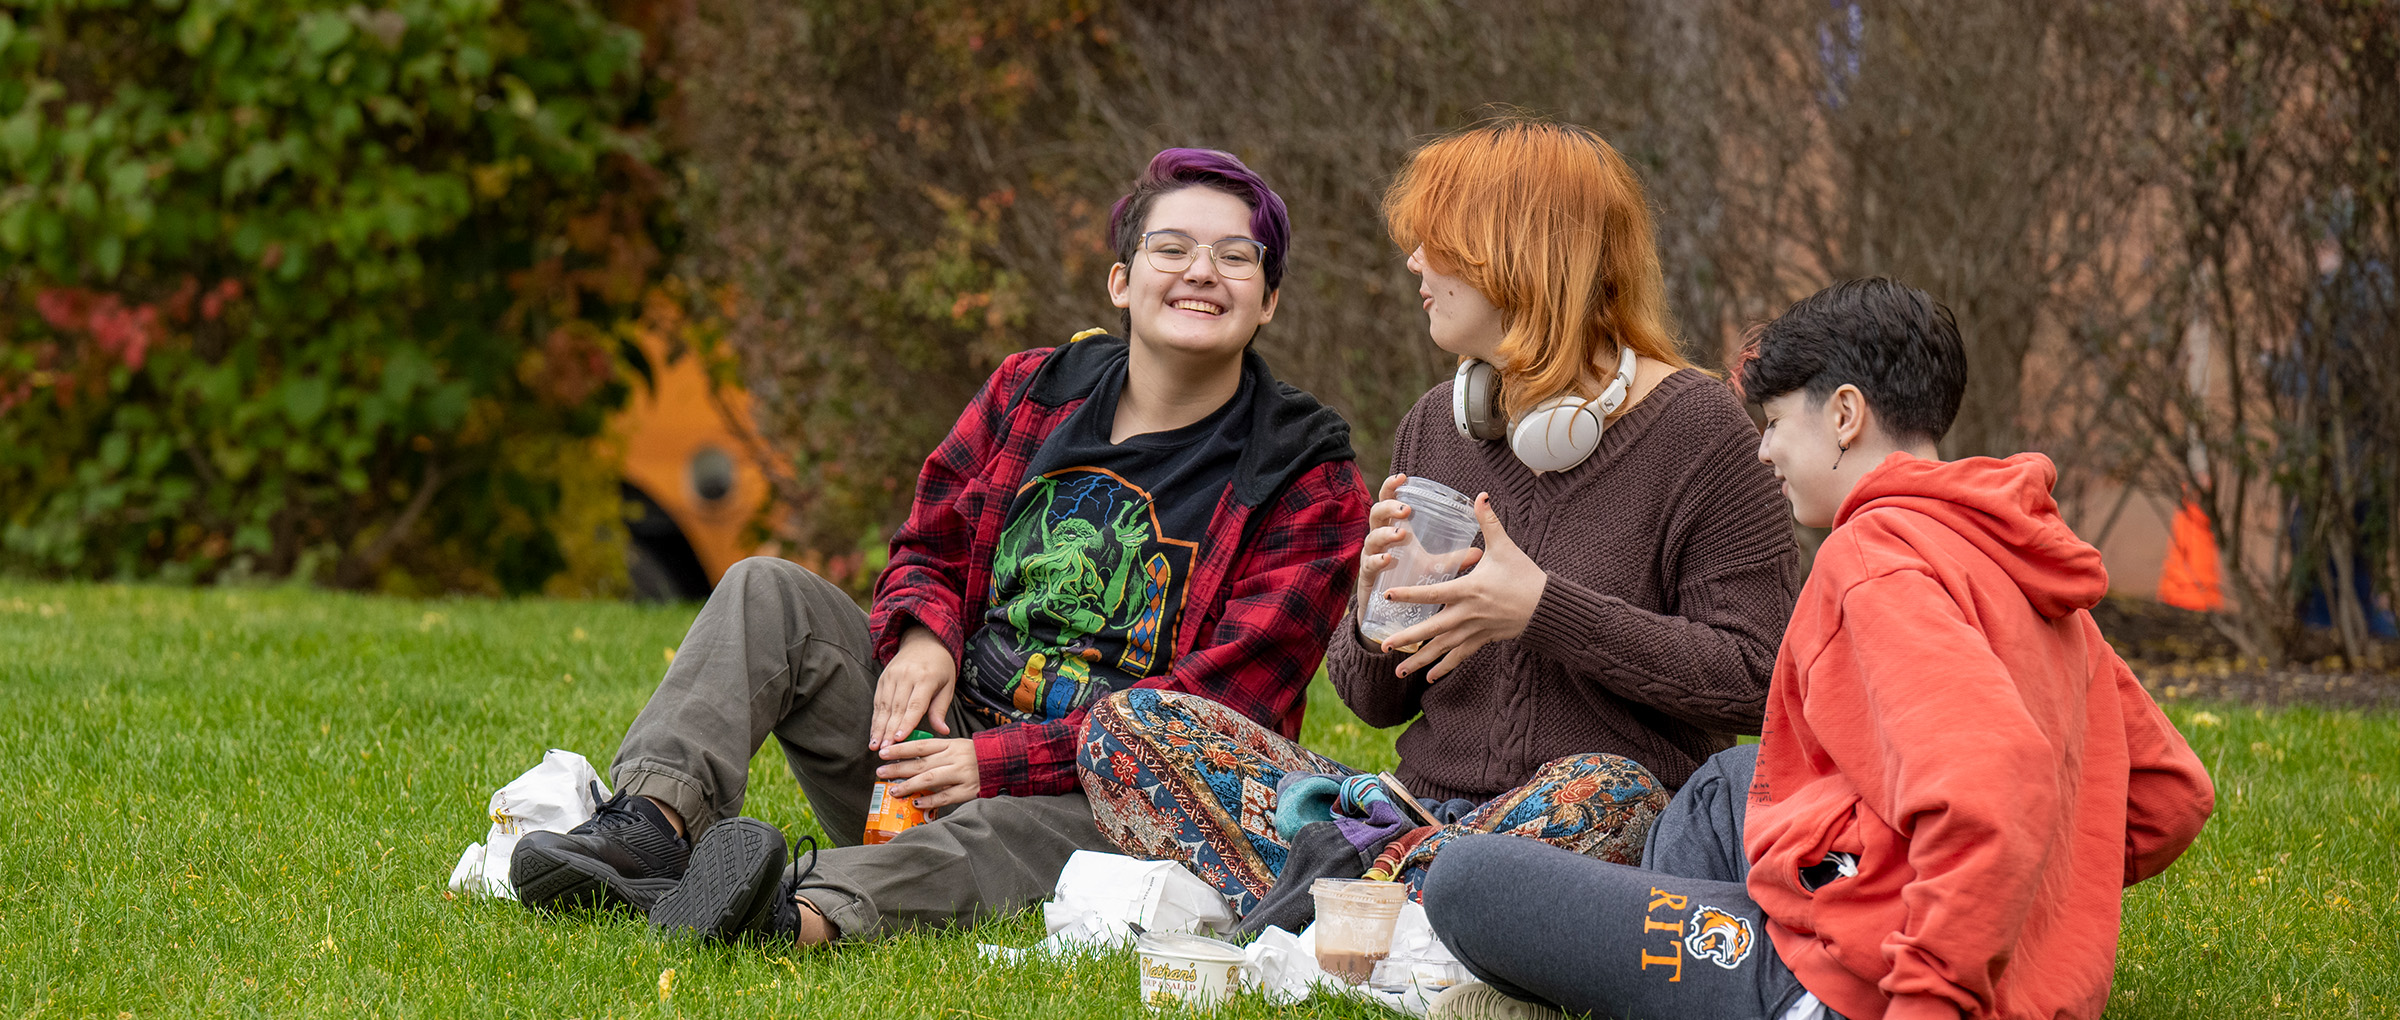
[504,147,1370,947]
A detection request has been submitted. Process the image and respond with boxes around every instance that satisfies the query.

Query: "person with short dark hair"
[506,148,1370,946]
[1732,277,1968,448]
[1417,277,2214,1020]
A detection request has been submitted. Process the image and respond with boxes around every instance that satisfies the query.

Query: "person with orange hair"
[1075,118,1797,929]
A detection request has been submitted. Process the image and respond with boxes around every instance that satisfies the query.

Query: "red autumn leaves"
[32,277,246,373]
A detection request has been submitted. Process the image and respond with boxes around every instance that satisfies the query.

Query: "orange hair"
[1384,117,1691,420]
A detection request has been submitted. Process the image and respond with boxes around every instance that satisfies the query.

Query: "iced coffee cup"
[1358,477,1479,649]
[1310,878,1407,985]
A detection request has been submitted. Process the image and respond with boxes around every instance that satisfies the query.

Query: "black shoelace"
[585,782,642,830]
[792,834,820,888]
[772,834,822,936]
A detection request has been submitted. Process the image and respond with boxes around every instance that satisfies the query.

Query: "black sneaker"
[510,783,690,913]
[649,817,791,941]
[755,835,824,939]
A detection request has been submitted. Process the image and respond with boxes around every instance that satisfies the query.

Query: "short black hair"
[1737,278,1967,443]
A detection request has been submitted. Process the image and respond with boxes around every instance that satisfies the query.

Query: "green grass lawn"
[3,581,2392,1018]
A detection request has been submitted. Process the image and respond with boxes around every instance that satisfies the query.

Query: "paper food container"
[1135,931,1246,1011]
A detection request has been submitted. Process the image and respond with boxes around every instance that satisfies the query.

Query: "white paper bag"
[978,851,1236,962]
[1039,850,1236,943]
[446,749,607,900]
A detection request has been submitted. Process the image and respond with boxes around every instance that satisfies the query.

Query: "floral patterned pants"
[1076,688,1669,916]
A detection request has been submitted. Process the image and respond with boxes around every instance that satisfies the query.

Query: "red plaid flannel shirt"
[869,343,1369,798]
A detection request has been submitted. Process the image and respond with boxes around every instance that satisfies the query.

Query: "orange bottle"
[863,729,939,845]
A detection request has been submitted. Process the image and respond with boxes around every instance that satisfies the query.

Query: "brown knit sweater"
[1330,370,1797,799]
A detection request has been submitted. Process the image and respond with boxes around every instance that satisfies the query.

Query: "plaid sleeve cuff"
[871,598,964,665]
[971,717,1081,798]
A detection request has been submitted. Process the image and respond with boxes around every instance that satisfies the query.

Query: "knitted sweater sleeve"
[1514,408,1796,733]
[1328,606,1423,727]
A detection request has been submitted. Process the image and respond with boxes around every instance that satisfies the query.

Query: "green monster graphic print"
[962,468,1198,724]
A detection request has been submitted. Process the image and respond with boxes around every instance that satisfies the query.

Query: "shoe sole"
[649,817,789,941]
[511,840,680,913]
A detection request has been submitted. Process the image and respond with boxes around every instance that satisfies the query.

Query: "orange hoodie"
[1745,453,2213,1020]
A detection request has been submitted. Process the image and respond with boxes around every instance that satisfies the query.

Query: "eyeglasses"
[1138,230,1268,281]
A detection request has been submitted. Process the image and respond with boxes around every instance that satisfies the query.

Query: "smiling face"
[1756,388,1851,528]
[1108,186,1278,363]
[1406,245,1507,363]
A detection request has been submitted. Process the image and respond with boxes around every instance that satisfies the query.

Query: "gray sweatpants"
[1423,744,1825,1020]
[608,556,1116,940]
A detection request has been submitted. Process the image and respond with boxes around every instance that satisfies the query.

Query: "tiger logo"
[1683,904,1755,969]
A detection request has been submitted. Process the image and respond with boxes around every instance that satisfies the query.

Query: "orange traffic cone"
[2157,500,2224,612]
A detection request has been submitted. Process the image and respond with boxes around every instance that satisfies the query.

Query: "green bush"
[0,0,674,595]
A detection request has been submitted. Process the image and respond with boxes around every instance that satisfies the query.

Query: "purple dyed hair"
[1108,147,1291,291]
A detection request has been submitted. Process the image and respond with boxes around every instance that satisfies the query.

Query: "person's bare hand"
[1379,493,1547,679]
[871,627,956,750]
[1354,473,1413,615]
[876,736,980,810]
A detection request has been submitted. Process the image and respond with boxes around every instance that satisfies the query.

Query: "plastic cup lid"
[1396,476,1472,507]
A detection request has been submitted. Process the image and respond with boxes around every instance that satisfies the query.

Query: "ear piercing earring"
[1832,441,1849,470]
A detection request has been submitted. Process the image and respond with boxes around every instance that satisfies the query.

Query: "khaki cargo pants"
[608,556,1116,940]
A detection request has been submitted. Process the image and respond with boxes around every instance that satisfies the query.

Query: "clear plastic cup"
[1358,477,1480,648]
[1310,878,1407,985]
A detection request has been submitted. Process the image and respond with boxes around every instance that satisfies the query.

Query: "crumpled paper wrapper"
[446,749,606,900]
[1246,901,1469,1014]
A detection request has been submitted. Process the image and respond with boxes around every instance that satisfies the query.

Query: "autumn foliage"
[4,0,2391,655]
[0,0,678,594]
[673,0,2396,660]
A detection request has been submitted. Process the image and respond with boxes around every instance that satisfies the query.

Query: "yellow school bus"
[610,329,778,601]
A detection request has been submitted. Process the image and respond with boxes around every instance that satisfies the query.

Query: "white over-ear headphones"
[1452,344,1638,474]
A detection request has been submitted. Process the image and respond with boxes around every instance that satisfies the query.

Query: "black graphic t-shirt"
[960,362,1253,725]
